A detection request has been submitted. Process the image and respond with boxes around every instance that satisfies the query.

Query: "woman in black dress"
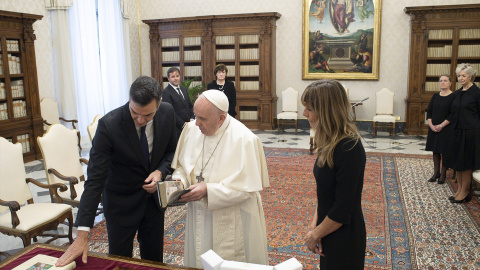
[444,64,480,203]
[425,75,454,184]
[302,80,366,269]
[207,64,237,117]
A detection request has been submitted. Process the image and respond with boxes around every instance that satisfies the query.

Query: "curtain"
[98,0,129,112]
[50,10,77,122]
[69,0,104,138]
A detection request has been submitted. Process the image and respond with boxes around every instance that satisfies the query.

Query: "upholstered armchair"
[372,88,396,138]
[87,114,103,142]
[37,124,87,208]
[277,87,299,134]
[40,97,81,150]
[0,137,73,249]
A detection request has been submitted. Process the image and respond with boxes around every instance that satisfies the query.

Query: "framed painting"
[302,0,382,80]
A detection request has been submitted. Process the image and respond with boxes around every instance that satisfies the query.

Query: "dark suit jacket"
[207,80,237,117]
[162,84,194,136]
[76,102,177,228]
[447,84,480,129]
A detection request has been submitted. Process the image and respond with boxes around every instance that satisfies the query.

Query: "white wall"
[0,0,55,100]
[135,0,479,121]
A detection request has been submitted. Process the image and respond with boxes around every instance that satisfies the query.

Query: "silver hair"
[455,63,476,81]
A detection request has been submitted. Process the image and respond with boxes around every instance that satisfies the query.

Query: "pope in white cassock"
[172,90,270,268]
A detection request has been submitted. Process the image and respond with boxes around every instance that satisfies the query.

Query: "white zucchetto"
[202,90,229,112]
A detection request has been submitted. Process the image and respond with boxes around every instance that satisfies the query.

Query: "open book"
[156,179,190,208]
[12,254,76,270]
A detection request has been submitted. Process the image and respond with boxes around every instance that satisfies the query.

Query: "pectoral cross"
[196,171,204,182]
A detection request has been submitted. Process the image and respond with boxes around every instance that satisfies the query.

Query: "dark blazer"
[162,84,194,136]
[447,84,480,129]
[207,80,237,117]
[76,102,177,228]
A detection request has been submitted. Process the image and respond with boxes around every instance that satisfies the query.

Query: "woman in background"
[443,63,480,203]
[207,64,237,118]
[425,75,454,184]
[303,80,366,269]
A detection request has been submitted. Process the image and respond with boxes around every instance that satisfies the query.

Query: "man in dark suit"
[56,76,177,266]
[162,67,195,137]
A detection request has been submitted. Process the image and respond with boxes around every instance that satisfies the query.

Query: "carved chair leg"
[21,235,31,247]
[67,212,74,243]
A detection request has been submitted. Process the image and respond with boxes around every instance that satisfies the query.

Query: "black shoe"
[448,196,455,201]
[438,176,446,184]
[450,194,472,203]
[428,175,439,182]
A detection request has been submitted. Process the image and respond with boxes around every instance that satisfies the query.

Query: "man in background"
[162,67,195,137]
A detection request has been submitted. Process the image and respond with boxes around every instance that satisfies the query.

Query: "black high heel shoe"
[427,175,440,182]
[448,196,455,201]
[450,194,472,203]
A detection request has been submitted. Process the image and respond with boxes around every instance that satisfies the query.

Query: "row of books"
[458,45,480,57]
[239,48,259,60]
[0,39,20,51]
[216,35,259,45]
[240,81,260,90]
[425,82,441,92]
[427,45,452,58]
[459,28,480,39]
[428,29,453,40]
[239,65,259,76]
[184,50,201,61]
[0,102,7,119]
[12,100,27,118]
[0,82,5,99]
[0,54,22,75]
[0,80,25,99]
[162,51,180,62]
[184,66,202,77]
[239,110,258,120]
[16,133,31,153]
[184,36,201,46]
[216,49,235,60]
[426,63,450,76]
[162,38,180,47]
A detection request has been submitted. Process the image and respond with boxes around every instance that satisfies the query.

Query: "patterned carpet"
[84,148,480,269]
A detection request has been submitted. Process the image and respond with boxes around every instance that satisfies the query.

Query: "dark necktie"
[176,87,184,99]
[140,125,150,170]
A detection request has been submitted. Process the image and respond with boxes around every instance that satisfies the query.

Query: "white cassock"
[171,115,270,268]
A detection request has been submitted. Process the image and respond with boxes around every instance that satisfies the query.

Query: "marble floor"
[0,130,429,261]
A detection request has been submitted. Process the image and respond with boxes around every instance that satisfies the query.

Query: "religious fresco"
[303,0,382,80]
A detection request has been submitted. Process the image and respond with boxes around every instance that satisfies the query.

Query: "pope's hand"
[56,230,89,266]
[143,170,162,193]
[179,182,207,202]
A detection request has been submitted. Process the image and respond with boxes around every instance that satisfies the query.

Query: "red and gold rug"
[84,148,480,269]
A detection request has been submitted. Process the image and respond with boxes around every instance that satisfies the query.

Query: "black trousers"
[106,196,165,262]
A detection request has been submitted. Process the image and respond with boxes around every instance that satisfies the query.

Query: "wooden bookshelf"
[404,4,480,135]
[144,12,281,129]
[0,11,43,161]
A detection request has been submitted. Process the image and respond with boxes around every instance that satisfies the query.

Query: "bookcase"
[0,11,43,162]
[404,4,480,135]
[144,12,281,129]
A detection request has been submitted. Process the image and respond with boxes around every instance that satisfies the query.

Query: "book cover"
[156,179,190,208]
[12,254,76,270]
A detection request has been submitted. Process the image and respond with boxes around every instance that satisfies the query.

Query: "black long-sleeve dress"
[444,84,480,171]
[425,92,455,153]
[313,137,366,269]
[207,80,237,117]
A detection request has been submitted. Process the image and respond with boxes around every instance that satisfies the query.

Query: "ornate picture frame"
[302,0,382,80]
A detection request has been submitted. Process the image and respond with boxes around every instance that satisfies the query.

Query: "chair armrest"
[47,168,79,200]
[43,120,53,126]
[59,117,78,129]
[0,198,20,228]
[26,178,67,204]
[80,158,89,165]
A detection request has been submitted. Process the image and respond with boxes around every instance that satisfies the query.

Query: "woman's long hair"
[301,80,360,168]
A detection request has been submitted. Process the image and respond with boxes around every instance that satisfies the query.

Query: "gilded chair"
[87,114,103,142]
[37,124,88,208]
[277,87,298,134]
[40,97,81,150]
[0,137,73,248]
[372,88,396,138]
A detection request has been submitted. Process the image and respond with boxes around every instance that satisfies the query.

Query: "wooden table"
[0,243,200,270]
[350,100,364,122]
